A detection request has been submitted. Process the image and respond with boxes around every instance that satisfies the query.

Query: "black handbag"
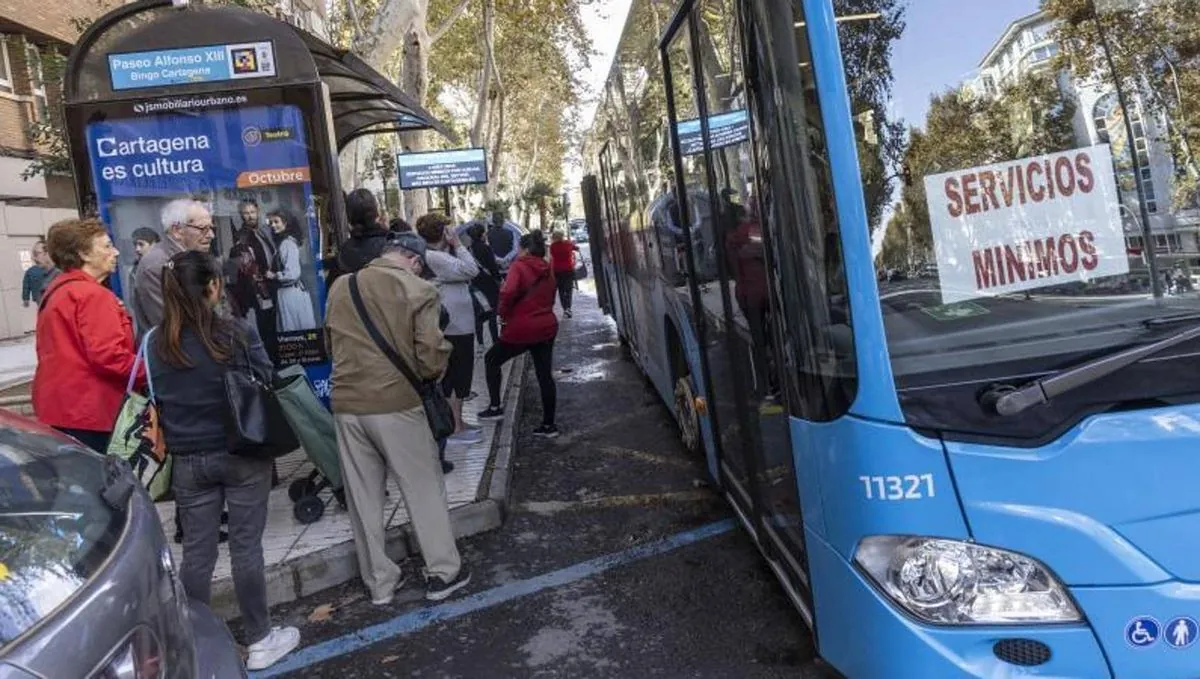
[348,274,456,441]
[224,341,299,458]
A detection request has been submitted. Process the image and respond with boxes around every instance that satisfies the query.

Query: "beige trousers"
[334,408,462,600]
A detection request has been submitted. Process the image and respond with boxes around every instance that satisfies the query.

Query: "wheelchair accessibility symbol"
[1126,616,1160,648]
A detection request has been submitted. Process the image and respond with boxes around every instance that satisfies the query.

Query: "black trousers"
[555,274,574,311]
[486,338,556,425]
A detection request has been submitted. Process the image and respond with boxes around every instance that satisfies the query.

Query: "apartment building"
[968,11,1200,273]
[0,0,115,338]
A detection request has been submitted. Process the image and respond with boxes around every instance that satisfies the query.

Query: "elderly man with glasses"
[134,198,215,335]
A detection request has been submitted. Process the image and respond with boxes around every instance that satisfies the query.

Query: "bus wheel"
[674,376,702,457]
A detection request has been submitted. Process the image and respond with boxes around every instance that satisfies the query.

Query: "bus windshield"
[840,1,1200,442]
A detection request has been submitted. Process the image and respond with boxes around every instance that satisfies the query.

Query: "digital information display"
[676,109,750,156]
[397,148,489,190]
[108,42,277,91]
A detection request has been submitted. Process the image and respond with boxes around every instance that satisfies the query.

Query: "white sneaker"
[246,626,301,670]
[372,573,409,606]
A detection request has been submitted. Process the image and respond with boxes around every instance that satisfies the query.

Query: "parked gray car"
[0,412,245,678]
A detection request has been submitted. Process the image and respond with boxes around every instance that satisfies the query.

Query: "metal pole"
[1093,1,1162,298]
[441,186,452,216]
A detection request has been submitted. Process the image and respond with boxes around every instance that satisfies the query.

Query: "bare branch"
[431,0,472,46]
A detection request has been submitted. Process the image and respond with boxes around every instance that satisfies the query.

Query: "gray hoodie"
[425,245,480,337]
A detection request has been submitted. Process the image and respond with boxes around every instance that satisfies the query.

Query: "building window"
[26,43,46,120]
[0,36,13,93]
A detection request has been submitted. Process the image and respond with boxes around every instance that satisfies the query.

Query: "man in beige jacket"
[325,231,471,605]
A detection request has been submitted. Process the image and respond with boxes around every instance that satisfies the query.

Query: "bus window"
[848,1,1200,443]
[634,33,685,285]
[742,0,856,421]
[665,17,756,495]
[696,0,807,567]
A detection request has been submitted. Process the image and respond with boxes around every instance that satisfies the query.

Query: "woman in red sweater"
[33,218,141,451]
[477,231,560,437]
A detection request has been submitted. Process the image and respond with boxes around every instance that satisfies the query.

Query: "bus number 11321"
[859,475,936,501]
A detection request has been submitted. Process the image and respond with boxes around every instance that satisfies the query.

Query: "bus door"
[665,0,810,601]
[599,145,638,346]
[662,12,762,531]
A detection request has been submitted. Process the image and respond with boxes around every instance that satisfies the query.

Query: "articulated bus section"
[585,0,1200,677]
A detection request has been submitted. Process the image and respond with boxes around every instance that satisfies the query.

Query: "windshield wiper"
[1145,312,1200,328]
[981,322,1200,416]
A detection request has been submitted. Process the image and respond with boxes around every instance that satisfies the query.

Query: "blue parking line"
[251,518,736,678]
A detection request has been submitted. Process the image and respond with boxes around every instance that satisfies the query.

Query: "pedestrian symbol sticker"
[1165,617,1198,649]
[1126,616,1160,647]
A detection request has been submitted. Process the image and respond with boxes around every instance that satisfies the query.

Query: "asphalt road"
[252,285,826,678]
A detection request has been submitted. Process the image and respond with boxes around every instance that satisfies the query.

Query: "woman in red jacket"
[33,218,141,451]
[477,231,560,437]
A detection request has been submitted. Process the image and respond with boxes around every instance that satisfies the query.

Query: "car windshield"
[0,419,126,648]
[841,3,1200,388]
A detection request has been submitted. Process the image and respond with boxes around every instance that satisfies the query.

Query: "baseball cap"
[383,230,427,261]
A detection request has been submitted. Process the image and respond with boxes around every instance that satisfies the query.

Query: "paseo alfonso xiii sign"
[923,144,1129,303]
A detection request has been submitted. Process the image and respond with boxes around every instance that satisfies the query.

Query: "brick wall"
[0,97,29,151]
[0,0,117,44]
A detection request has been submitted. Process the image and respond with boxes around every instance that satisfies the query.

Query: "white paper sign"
[924,144,1129,303]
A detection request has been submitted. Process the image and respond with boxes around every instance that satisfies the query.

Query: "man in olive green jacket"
[325,232,471,605]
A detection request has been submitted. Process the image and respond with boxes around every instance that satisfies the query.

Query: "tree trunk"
[357,0,421,71]
[400,22,431,220]
[471,0,496,148]
[486,93,506,200]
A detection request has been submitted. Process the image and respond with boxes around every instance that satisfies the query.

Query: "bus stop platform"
[155,351,527,620]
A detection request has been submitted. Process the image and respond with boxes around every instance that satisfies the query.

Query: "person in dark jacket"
[466,222,500,344]
[336,189,389,279]
[486,212,518,274]
[477,231,559,437]
[22,239,54,307]
[151,251,300,671]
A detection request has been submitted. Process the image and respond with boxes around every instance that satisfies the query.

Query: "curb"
[209,354,530,620]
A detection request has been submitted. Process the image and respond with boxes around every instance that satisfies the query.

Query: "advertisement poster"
[86,103,330,393]
[397,148,488,189]
[923,144,1128,303]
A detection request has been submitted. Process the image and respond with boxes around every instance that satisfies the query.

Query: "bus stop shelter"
[60,0,457,394]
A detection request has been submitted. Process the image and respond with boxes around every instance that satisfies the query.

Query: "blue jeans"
[172,451,273,645]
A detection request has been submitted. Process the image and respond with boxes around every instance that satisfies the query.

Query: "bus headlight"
[854,536,1080,625]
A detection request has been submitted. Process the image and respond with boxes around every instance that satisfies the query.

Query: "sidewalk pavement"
[0,335,526,620]
[0,335,36,390]
[169,347,528,620]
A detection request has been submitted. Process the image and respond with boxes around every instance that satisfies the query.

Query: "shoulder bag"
[107,328,172,500]
[224,333,299,458]
[348,273,456,441]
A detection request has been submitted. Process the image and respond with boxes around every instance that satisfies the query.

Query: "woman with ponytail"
[151,250,300,671]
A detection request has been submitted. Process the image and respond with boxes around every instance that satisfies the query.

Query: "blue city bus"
[581,0,1200,676]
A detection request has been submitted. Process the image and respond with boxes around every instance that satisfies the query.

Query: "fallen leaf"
[381,655,401,664]
[308,603,335,622]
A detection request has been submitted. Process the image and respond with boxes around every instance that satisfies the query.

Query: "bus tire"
[674,376,703,458]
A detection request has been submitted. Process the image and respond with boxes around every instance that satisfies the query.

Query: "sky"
[562,0,1046,210]
[563,0,633,186]
[888,0,1042,129]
